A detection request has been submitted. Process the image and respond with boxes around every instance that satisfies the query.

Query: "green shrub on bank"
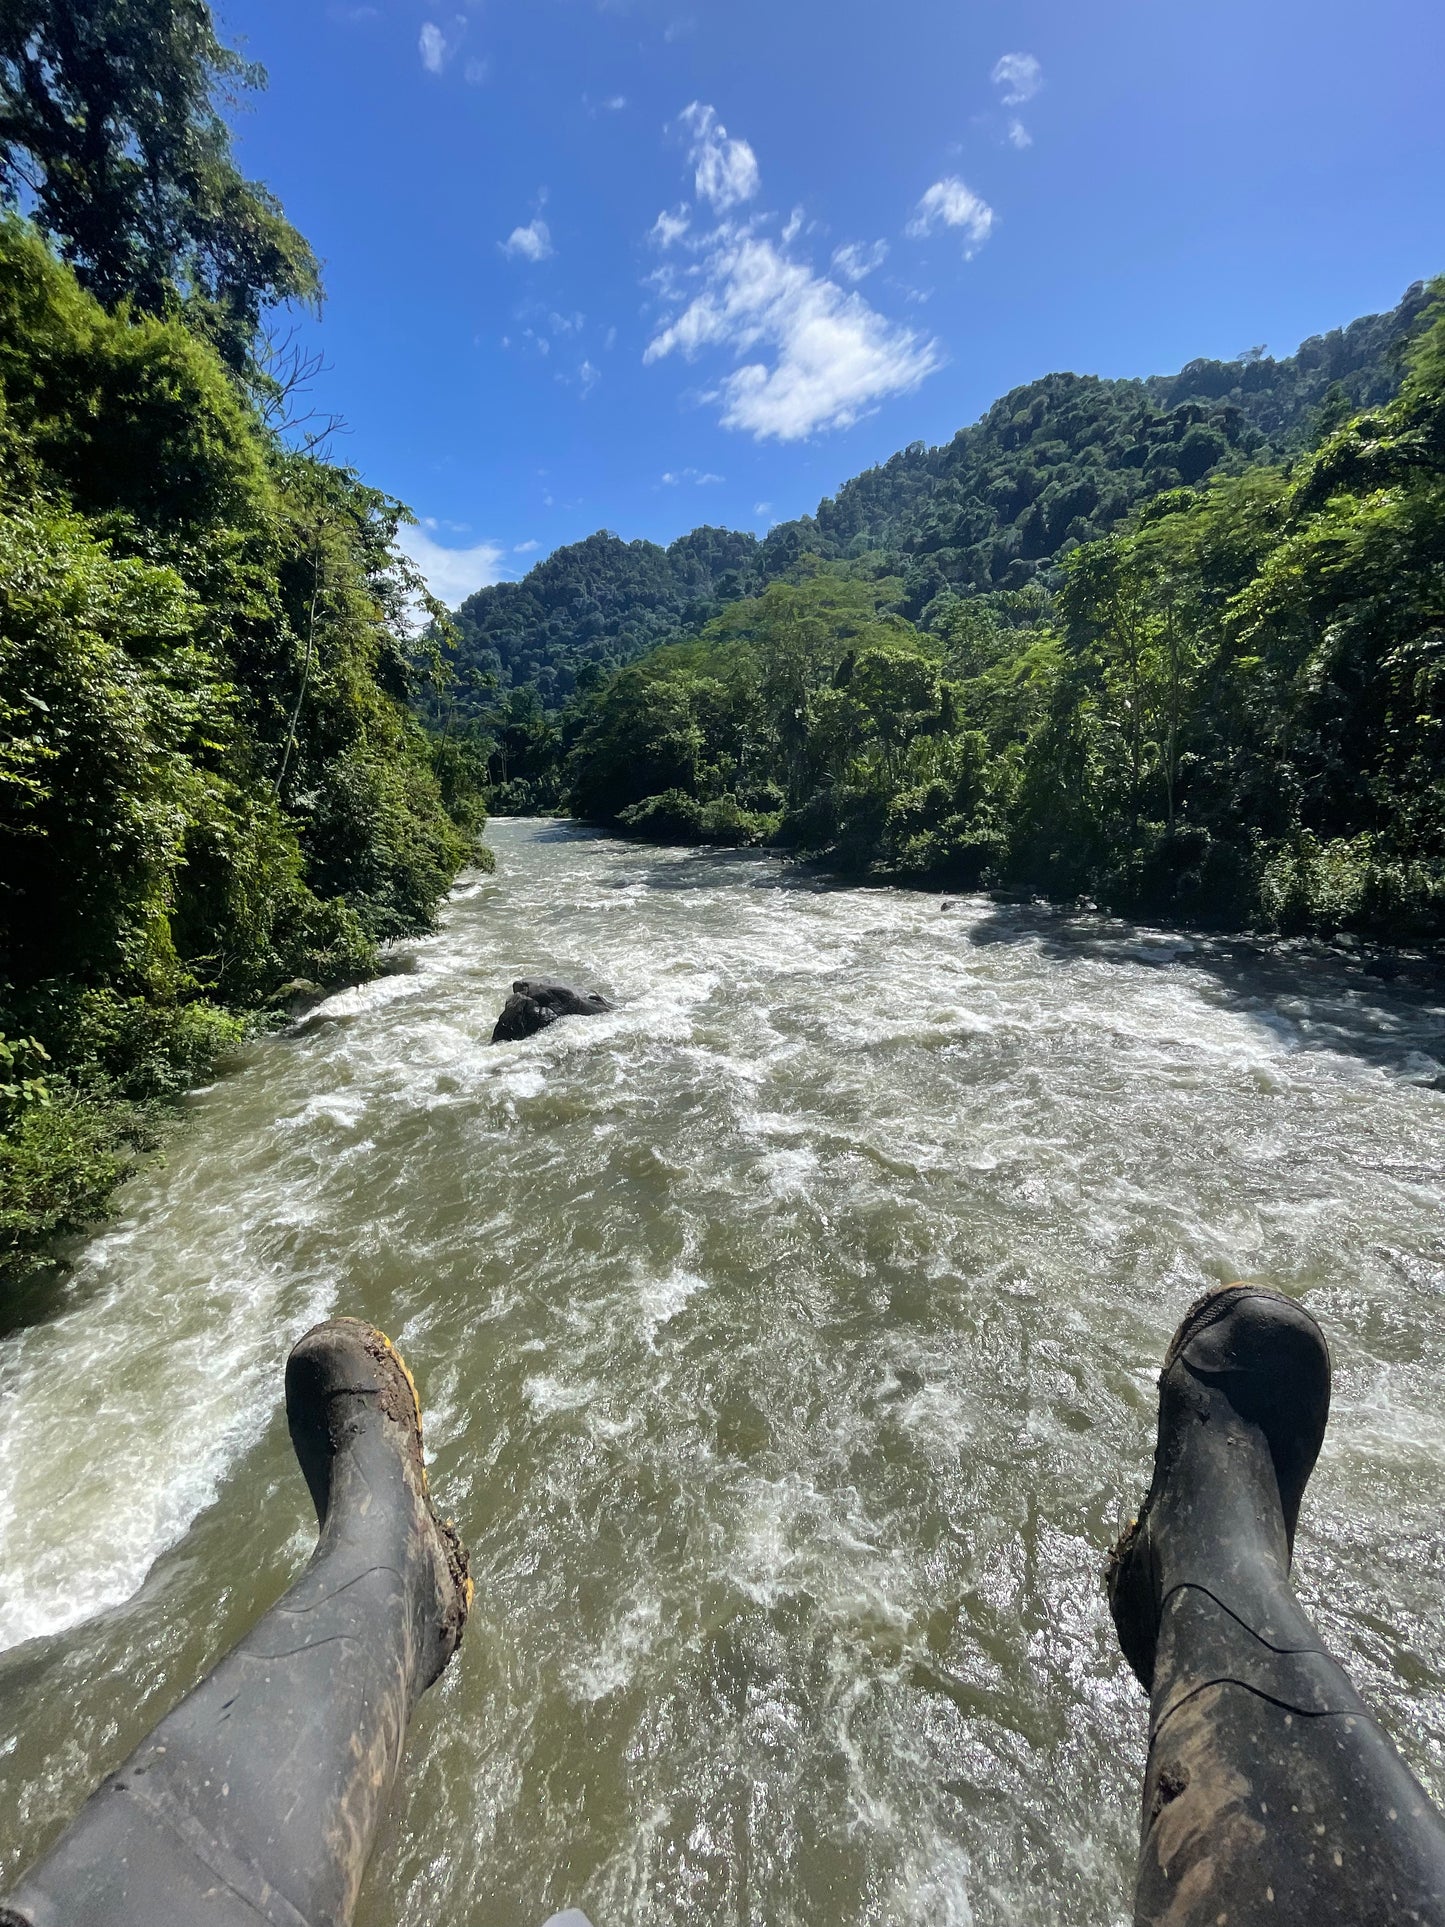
[1258,835,1445,940]
[616,788,780,846]
[0,1087,156,1261]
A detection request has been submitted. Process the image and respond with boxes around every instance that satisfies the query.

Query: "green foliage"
[563,285,1445,946]
[451,526,764,706]
[0,1086,153,1263]
[616,789,778,846]
[0,0,319,370]
[0,218,478,1281]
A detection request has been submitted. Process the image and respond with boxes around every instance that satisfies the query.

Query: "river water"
[2,819,1444,1925]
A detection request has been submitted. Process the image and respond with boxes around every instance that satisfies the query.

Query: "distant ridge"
[453,282,1434,706]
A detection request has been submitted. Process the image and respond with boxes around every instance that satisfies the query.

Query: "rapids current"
[2,818,1445,1925]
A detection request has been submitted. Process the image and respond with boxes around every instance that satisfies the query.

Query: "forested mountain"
[452,283,1433,704]
[452,526,764,703]
[0,10,484,1280]
[558,283,1445,944]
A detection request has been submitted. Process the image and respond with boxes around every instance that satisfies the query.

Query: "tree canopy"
[0,0,319,369]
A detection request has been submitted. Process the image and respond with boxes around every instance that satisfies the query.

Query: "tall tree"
[0,0,319,367]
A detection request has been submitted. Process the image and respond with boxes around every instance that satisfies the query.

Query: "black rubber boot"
[1,1319,470,1927]
[1109,1284,1445,1926]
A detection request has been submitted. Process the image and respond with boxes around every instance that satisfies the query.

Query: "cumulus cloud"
[831,239,889,283]
[419,21,448,71]
[678,102,759,211]
[645,231,942,440]
[644,105,941,439]
[906,177,995,256]
[395,523,505,612]
[1006,118,1032,149]
[502,218,553,262]
[991,52,1042,105]
[650,205,692,248]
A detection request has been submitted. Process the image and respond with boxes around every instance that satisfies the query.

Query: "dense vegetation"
[451,282,1432,712]
[0,17,482,1282]
[519,287,1445,945]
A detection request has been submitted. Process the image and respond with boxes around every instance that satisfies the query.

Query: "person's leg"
[1109,1284,1445,1926]
[1,1318,471,1927]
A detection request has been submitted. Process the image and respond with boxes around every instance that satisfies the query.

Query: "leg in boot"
[1,1318,470,1927]
[1109,1285,1445,1927]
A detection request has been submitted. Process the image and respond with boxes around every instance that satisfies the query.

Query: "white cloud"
[578,358,600,396]
[502,219,553,262]
[395,524,506,611]
[603,94,628,110]
[645,232,942,440]
[905,178,995,257]
[992,52,1042,106]
[754,501,772,517]
[650,205,692,248]
[549,310,585,335]
[464,56,489,84]
[514,539,539,553]
[419,21,448,71]
[678,102,760,212]
[661,468,725,485]
[831,239,889,282]
[1006,117,1032,149]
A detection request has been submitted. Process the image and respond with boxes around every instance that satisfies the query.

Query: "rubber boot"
[1,1318,471,1927]
[1108,1284,1445,1926]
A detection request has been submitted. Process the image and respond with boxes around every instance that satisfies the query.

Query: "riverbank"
[0,848,495,1297]
[573,811,1445,989]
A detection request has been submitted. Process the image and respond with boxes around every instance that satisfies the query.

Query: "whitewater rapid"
[2,820,1443,1925]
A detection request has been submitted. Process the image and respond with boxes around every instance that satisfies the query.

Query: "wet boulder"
[491,979,612,1043]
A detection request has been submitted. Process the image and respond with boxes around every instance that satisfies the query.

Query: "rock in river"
[491,979,613,1043]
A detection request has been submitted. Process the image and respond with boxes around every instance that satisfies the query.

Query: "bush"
[616,789,707,842]
[0,1089,155,1280]
[697,795,780,845]
[1258,834,1445,940]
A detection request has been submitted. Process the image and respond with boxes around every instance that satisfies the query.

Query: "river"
[2,818,1444,1925]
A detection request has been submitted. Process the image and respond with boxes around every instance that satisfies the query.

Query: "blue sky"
[226,0,1445,606]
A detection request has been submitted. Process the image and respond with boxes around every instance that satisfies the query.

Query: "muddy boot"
[1,1318,470,1927]
[1108,1284,1445,1926]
